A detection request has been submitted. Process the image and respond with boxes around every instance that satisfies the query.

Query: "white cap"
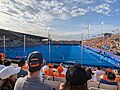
[0,66,20,79]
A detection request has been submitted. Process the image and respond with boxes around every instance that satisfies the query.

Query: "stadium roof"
[0,29,48,40]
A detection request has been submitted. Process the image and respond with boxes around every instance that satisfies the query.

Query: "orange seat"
[115,77,120,82]
[44,69,54,76]
[54,72,65,78]
[57,66,63,74]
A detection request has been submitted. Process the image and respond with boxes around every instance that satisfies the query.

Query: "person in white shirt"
[94,66,105,82]
[41,62,49,72]
[61,65,68,75]
[40,61,49,82]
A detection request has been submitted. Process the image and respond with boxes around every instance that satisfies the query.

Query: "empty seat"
[44,80,61,90]
[87,80,99,88]
[117,82,120,90]
[89,87,108,90]
[46,76,66,83]
[99,83,118,90]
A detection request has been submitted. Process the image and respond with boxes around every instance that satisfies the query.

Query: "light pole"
[88,25,91,40]
[101,22,104,37]
[101,22,104,49]
[23,35,26,57]
[47,27,51,63]
[3,35,5,53]
[80,33,83,66]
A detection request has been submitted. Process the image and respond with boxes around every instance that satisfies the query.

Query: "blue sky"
[0,0,120,40]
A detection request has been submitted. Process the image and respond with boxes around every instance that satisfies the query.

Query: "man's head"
[18,58,27,70]
[3,60,11,66]
[107,72,116,81]
[18,58,25,67]
[27,51,43,73]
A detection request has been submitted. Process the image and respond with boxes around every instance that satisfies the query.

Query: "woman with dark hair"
[17,58,27,78]
[59,65,88,90]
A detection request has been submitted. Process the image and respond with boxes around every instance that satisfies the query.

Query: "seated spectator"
[61,65,69,76]
[101,68,112,80]
[17,58,28,78]
[54,63,65,78]
[0,59,6,86]
[90,72,97,82]
[57,63,64,73]
[59,64,88,90]
[94,66,105,82]
[48,63,54,68]
[18,58,27,70]
[0,66,20,90]
[0,53,5,71]
[3,60,11,66]
[42,61,49,72]
[39,60,48,82]
[0,53,5,61]
[44,66,54,76]
[39,69,45,82]
[0,53,3,65]
[14,51,52,90]
[99,72,118,86]
[56,63,64,77]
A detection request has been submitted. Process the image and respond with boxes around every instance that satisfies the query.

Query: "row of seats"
[44,76,120,90]
[88,80,119,90]
[46,76,66,83]
[44,80,111,90]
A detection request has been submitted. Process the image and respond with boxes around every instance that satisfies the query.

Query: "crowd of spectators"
[1,52,120,90]
[83,33,120,56]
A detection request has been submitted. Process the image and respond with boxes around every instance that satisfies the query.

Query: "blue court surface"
[2,45,120,68]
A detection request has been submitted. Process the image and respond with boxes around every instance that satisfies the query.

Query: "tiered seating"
[88,83,119,90]
[83,33,120,56]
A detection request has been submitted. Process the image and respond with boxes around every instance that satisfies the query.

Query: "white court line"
[83,48,102,63]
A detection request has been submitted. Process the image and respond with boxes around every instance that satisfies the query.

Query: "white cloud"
[104,0,117,3]
[0,0,117,23]
[71,8,88,17]
[93,3,110,15]
[0,0,119,40]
